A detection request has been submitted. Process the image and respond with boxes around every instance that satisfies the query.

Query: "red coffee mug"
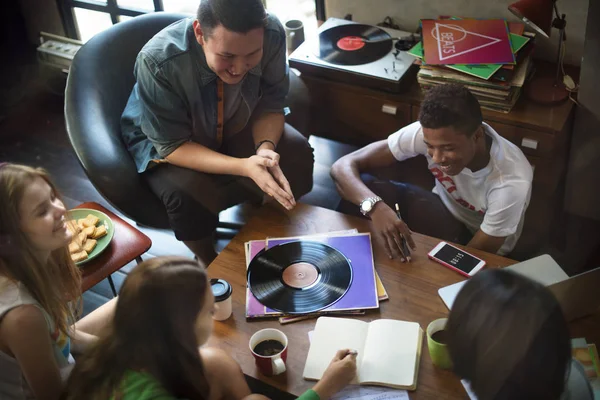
[249,328,288,376]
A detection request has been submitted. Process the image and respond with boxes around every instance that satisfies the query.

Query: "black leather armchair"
[65,13,187,229]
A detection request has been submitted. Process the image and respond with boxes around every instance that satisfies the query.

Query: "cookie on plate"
[91,225,107,239]
[71,250,88,263]
[82,239,97,254]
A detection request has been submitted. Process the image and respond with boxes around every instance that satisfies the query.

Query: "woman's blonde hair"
[0,163,81,336]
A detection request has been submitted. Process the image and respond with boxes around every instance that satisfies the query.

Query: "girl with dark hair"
[446,268,593,400]
[63,256,356,400]
[0,163,114,400]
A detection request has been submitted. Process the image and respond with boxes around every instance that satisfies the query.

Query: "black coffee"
[431,329,449,344]
[253,339,285,356]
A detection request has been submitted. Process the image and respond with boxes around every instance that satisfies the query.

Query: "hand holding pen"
[395,203,412,262]
[368,201,416,261]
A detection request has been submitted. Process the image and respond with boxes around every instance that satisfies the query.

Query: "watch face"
[361,200,373,213]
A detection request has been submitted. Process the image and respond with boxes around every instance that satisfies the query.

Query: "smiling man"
[331,84,533,258]
[121,0,314,265]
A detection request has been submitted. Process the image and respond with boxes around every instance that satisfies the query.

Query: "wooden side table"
[75,202,152,296]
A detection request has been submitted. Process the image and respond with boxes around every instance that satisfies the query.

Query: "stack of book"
[572,337,600,398]
[408,18,536,113]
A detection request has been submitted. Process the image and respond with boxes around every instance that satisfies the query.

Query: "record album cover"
[421,19,514,65]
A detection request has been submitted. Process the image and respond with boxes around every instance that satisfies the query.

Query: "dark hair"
[418,84,483,136]
[446,269,570,400]
[63,257,210,400]
[197,0,267,37]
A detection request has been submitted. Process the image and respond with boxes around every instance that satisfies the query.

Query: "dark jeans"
[144,123,314,241]
[338,174,472,245]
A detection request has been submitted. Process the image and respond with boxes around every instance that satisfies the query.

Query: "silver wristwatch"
[359,196,382,216]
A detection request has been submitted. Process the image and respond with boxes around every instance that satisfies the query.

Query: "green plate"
[68,208,115,266]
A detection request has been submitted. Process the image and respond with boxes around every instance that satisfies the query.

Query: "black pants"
[338,174,472,245]
[144,123,314,241]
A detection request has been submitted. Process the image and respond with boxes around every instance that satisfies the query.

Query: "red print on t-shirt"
[430,167,485,215]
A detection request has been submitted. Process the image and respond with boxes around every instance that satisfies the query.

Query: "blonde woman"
[0,163,114,400]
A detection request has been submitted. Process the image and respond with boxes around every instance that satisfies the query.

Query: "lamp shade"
[508,0,554,38]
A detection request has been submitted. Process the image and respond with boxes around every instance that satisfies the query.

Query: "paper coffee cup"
[211,278,232,321]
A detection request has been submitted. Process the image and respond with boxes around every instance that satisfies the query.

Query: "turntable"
[289,18,418,92]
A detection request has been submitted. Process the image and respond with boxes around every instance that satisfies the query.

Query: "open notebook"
[303,317,423,390]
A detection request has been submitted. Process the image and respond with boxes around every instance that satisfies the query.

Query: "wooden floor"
[0,81,358,316]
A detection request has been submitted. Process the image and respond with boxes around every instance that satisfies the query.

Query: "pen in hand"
[394,203,412,262]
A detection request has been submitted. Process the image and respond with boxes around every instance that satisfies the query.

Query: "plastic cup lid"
[210,278,232,302]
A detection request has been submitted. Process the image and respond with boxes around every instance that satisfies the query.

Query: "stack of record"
[247,241,353,315]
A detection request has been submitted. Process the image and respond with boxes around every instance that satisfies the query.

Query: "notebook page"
[360,319,421,387]
[303,317,369,381]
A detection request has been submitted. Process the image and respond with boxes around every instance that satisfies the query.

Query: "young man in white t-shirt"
[331,84,533,257]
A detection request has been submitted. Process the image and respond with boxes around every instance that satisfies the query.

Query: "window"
[58,0,323,43]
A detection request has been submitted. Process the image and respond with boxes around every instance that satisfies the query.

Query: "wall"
[18,0,65,44]
[325,0,588,66]
[565,0,600,220]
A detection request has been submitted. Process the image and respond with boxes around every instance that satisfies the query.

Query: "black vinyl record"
[315,24,392,65]
[247,241,352,314]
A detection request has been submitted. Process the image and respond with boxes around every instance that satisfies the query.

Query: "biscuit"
[71,250,88,263]
[91,225,107,239]
[82,239,97,253]
[68,241,82,254]
[78,218,94,228]
[83,226,95,237]
[86,214,100,226]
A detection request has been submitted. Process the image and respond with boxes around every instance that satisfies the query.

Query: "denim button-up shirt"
[121,15,289,173]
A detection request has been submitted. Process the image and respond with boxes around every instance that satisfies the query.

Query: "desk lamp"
[508,0,571,105]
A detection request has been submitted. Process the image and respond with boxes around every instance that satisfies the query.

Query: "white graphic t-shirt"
[387,121,533,255]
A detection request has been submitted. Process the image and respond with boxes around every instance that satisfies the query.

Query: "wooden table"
[206,203,600,399]
[75,202,152,295]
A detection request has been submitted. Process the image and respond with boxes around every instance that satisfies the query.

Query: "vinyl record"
[315,24,392,65]
[247,241,352,314]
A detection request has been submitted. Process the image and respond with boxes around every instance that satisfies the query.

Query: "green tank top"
[114,370,322,400]
[112,370,176,400]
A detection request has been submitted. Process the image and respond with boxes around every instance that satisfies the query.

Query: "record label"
[282,262,320,289]
[336,36,365,51]
[247,241,353,314]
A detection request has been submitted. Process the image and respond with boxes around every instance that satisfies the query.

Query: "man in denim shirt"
[121,0,314,265]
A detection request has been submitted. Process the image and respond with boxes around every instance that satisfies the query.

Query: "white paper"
[438,254,568,310]
[461,380,479,400]
[438,280,466,310]
[331,385,409,400]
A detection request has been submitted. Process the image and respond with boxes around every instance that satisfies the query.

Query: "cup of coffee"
[284,19,305,53]
[249,328,288,376]
[426,318,453,369]
[210,279,233,321]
